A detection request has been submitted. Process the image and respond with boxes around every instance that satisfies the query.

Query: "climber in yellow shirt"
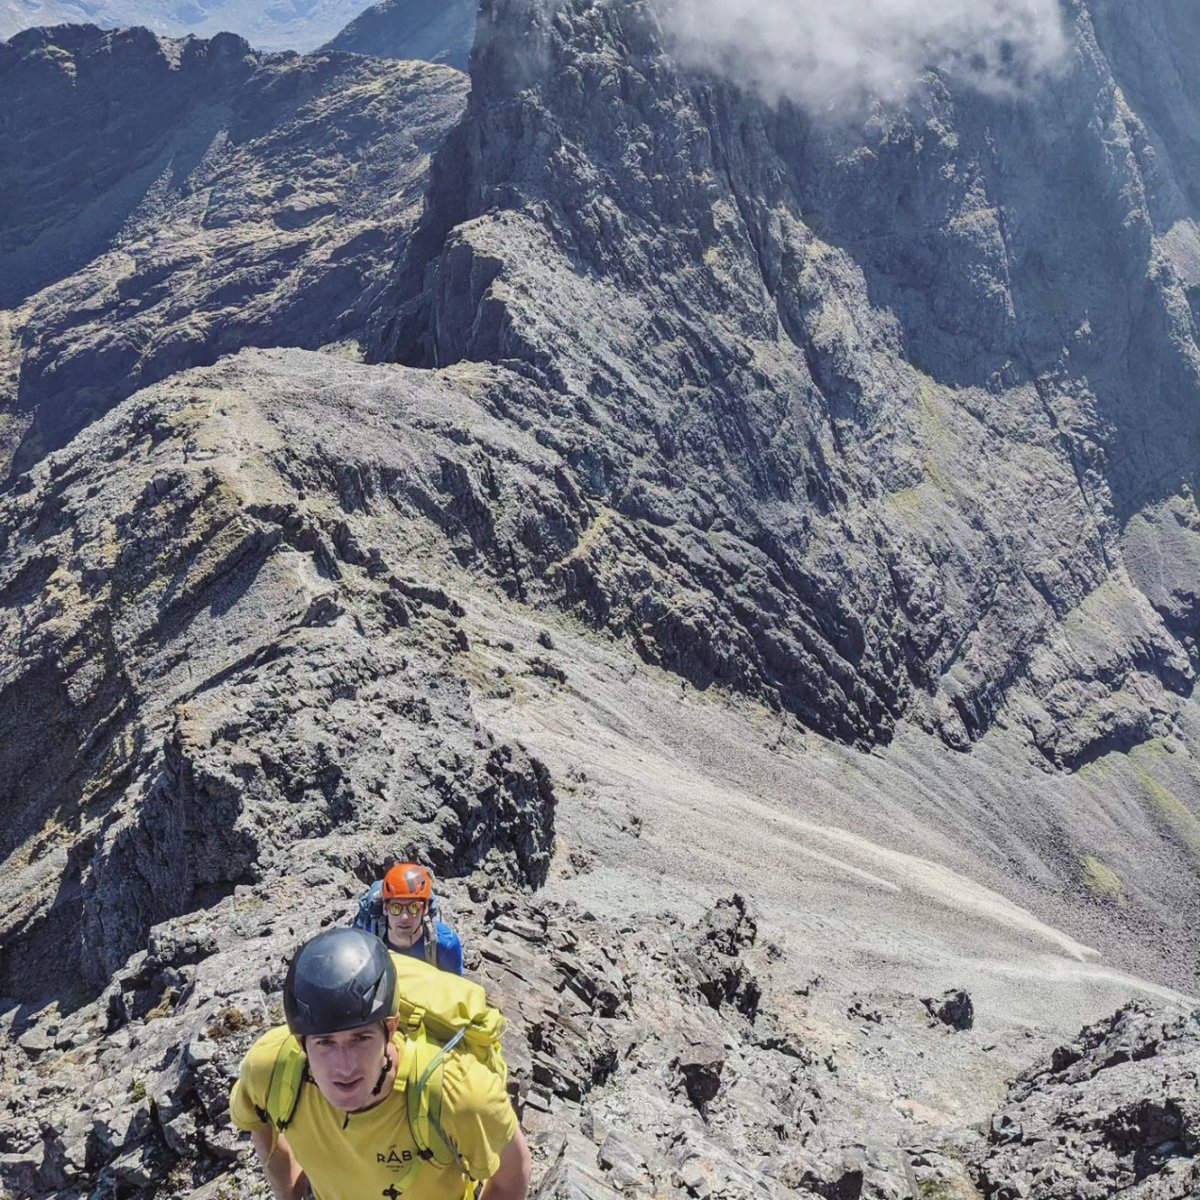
[229,928,531,1200]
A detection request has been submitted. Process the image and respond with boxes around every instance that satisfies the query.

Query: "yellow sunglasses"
[384,900,425,917]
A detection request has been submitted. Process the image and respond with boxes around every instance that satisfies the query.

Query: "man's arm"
[250,1124,309,1200]
[479,1127,532,1200]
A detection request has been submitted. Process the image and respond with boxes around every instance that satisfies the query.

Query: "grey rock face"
[3,2,1200,1198]
[321,0,476,71]
[367,0,1200,764]
[0,24,257,303]
[4,882,955,1200]
[922,989,974,1032]
[0,23,467,478]
[0,349,558,1001]
[976,1003,1200,1198]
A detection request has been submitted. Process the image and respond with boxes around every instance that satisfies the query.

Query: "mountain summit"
[321,0,476,70]
[371,0,1200,760]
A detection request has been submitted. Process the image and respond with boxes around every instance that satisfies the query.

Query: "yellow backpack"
[263,952,508,1178]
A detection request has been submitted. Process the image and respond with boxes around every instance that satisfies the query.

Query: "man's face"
[306,1024,392,1111]
[385,898,427,948]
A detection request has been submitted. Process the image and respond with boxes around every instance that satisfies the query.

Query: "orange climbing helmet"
[382,862,434,903]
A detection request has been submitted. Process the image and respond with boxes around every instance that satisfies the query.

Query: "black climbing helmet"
[283,927,395,1037]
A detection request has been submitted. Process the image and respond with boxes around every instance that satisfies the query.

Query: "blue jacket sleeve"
[436,923,465,975]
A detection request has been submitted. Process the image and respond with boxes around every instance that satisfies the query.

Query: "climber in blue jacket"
[352,861,464,974]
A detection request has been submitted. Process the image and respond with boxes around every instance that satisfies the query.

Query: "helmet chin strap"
[344,1040,394,1124]
[369,1043,394,1098]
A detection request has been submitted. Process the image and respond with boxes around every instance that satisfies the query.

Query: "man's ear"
[384,1016,400,1037]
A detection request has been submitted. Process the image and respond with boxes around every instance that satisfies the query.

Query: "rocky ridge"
[0,22,467,475]
[366,0,1200,767]
[0,1,375,51]
[6,344,1198,997]
[0,349,564,1002]
[978,1004,1200,1198]
[3,875,1198,1199]
[3,1,1200,1198]
[321,0,476,71]
[1,340,1197,1197]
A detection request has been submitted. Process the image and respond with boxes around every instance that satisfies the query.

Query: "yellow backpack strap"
[382,1064,426,1200]
[404,1004,427,1038]
[264,1036,308,1130]
[407,1030,469,1173]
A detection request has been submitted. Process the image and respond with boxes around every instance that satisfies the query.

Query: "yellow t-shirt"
[230,1026,518,1200]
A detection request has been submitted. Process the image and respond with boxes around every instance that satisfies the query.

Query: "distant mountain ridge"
[1,0,378,50]
[320,0,475,70]
[0,21,467,473]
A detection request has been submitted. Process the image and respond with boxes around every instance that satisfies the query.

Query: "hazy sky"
[658,0,1070,111]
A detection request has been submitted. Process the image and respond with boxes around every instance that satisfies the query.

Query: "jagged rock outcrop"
[975,1002,1200,1198]
[0,348,559,1002]
[0,23,467,477]
[321,0,476,71]
[364,0,1200,764]
[922,989,974,1032]
[0,886,951,1200]
[10,864,1192,1200]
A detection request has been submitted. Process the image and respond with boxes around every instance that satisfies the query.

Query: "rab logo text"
[377,1149,415,1165]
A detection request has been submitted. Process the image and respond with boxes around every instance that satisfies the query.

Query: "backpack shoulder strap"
[264,1035,308,1130]
[422,917,439,967]
[406,1031,470,1173]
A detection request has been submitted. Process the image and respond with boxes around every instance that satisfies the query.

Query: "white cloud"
[655,0,1070,112]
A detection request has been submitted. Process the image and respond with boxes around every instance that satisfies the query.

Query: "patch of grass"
[216,1176,242,1200]
[916,378,949,439]
[1080,855,1125,905]
[46,1048,90,1073]
[918,1183,954,1200]
[915,378,955,492]
[1076,753,1113,783]
[556,506,614,568]
[884,486,925,515]
[917,1180,982,1200]
[1061,577,1125,639]
[131,1080,147,1102]
[208,1007,253,1040]
[1132,760,1200,858]
[144,987,179,1022]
